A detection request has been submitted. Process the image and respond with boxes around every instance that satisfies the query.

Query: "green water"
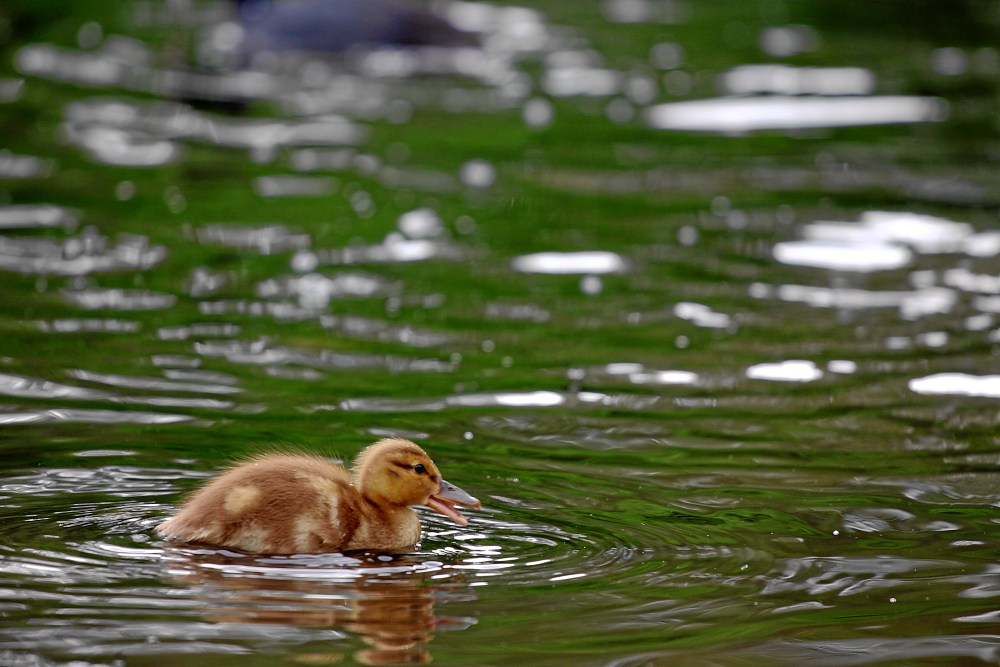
[1,0,999,665]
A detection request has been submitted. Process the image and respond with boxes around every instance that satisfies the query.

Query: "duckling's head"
[353,438,481,525]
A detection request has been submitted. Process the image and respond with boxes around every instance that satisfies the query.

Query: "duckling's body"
[157,439,479,554]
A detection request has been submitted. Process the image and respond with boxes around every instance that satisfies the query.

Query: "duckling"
[157,438,480,554]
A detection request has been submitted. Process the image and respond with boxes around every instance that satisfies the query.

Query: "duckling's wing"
[158,454,358,554]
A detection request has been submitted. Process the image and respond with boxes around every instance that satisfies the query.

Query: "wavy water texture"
[2,0,1000,664]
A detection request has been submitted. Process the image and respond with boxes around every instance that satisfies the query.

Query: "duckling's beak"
[426,479,481,526]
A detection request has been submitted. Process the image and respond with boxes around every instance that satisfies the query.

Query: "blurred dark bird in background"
[235,0,478,54]
[176,0,478,111]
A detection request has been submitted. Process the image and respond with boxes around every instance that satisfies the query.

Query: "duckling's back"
[157,454,360,554]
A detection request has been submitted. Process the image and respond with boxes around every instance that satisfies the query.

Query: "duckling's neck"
[352,495,422,551]
[355,480,389,507]
[354,482,417,523]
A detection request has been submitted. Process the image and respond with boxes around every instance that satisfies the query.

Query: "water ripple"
[0,371,235,413]
[0,451,997,664]
[0,408,195,425]
[194,338,454,373]
[294,236,466,267]
[319,314,452,348]
[62,288,177,310]
[335,389,683,413]
[0,204,74,229]
[59,96,368,156]
[0,230,165,275]
[743,635,1000,665]
[0,466,204,498]
[512,250,627,275]
[258,272,391,308]
[195,223,311,255]
[0,371,110,400]
[646,95,947,133]
[36,318,141,333]
[68,369,242,395]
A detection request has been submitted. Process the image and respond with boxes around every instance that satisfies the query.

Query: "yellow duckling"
[156,438,480,554]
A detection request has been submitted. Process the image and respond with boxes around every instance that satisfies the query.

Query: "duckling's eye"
[413,463,427,475]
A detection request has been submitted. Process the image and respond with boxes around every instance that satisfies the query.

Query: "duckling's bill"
[426,479,481,526]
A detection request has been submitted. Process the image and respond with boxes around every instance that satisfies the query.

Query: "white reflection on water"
[804,211,974,254]
[67,369,242,396]
[16,43,132,87]
[931,47,969,77]
[194,338,453,372]
[484,301,550,323]
[0,230,165,275]
[330,390,700,413]
[522,96,554,129]
[746,635,1000,665]
[397,207,445,239]
[36,318,141,334]
[459,158,497,188]
[0,153,56,180]
[827,360,857,374]
[646,95,947,133]
[63,288,177,311]
[0,372,110,400]
[511,251,627,275]
[674,302,732,329]
[163,369,239,385]
[543,66,621,97]
[258,272,390,309]
[0,204,75,230]
[61,97,368,165]
[909,373,1000,398]
[755,283,957,320]
[773,240,912,272]
[61,124,182,167]
[0,370,236,414]
[152,355,202,369]
[294,235,465,269]
[943,268,1000,294]
[759,25,819,58]
[381,165,459,193]
[630,370,698,385]
[320,315,453,348]
[200,298,321,323]
[720,65,874,96]
[289,147,356,172]
[746,360,822,383]
[0,408,194,425]
[602,0,685,24]
[196,223,311,255]
[454,390,565,408]
[447,2,552,55]
[157,323,241,341]
[252,175,338,198]
[774,211,989,273]
[601,363,699,386]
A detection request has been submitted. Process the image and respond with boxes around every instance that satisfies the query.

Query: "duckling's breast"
[344,504,421,552]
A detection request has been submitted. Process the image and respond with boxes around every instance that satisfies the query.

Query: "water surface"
[1,0,1000,664]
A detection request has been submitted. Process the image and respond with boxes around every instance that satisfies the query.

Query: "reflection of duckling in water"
[157,438,481,554]
[164,548,476,665]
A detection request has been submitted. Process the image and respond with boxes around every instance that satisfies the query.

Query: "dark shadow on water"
[807,0,997,42]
